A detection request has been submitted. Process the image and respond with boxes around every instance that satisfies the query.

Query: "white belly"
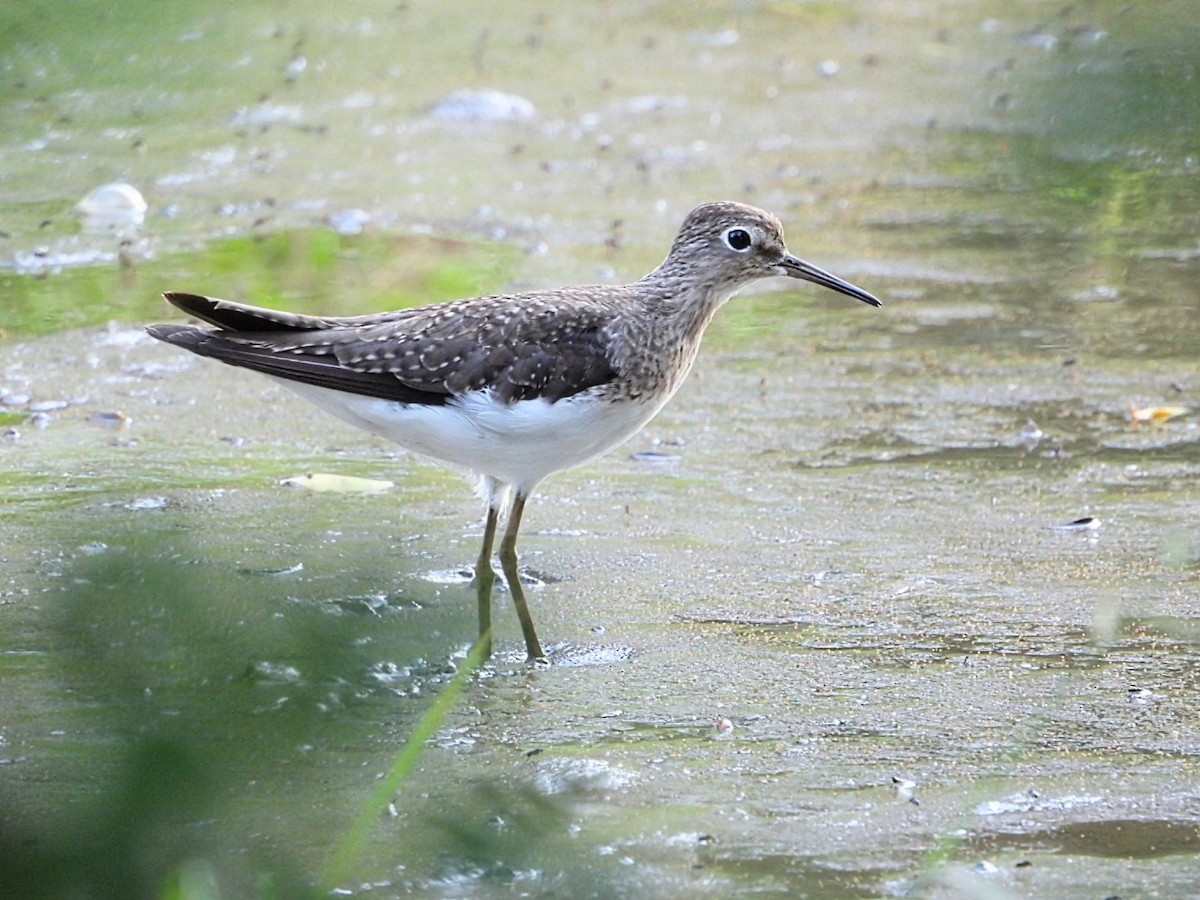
[274,379,669,494]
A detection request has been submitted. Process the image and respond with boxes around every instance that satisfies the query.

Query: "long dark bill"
[781,254,882,308]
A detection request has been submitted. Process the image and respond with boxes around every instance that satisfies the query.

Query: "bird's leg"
[499,493,546,662]
[473,504,500,658]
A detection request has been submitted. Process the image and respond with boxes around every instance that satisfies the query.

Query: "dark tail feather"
[144,323,448,406]
[162,292,333,332]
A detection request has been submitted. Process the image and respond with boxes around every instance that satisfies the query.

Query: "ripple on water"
[531,757,639,796]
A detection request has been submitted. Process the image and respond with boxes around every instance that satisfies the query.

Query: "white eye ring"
[723,227,754,252]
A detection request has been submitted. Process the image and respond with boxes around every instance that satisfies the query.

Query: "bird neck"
[598,268,740,402]
[637,264,739,341]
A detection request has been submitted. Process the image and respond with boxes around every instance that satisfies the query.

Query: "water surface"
[1,1,1198,897]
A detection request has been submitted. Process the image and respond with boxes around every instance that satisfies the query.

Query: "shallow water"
[2,1,1199,897]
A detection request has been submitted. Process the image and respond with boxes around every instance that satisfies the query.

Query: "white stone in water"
[229,103,301,127]
[327,208,371,235]
[74,182,147,229]
[430,89,535,123]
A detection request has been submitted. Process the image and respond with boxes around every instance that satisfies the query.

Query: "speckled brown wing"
[330,289,625,404]
[150,291,621,406]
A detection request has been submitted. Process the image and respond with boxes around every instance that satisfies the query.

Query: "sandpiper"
[147,201,881,662]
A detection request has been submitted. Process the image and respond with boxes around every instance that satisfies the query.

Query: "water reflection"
[0,526,479,895]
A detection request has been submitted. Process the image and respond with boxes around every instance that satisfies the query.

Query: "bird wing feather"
[152,290,623,406]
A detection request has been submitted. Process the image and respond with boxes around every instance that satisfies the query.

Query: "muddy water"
[2,1,1198,897]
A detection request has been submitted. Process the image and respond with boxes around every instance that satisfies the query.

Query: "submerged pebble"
[1018,419,1043,450]
[1051,516,1101,532]
[238,563,304,577]
[630,450,682,463]
[687,29,739,47]
[88,410,131,429]
[327,208,371,236]
[419,567,475,586]
[431,89,536,123]
[230,104,302,127]
[532,757,638,795]
[535,643,634,667]
[29,399,68,413]
[1127,686,1157,706]
[74,182,147,232]
[249,660,302,683]
[124,497,167,511]
[891,775,917,802]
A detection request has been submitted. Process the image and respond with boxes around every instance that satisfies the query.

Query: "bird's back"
[148,288,642,406]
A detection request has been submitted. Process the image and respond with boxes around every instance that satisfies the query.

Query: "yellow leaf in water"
[1128,403,1189,426]
[278,472,395,494]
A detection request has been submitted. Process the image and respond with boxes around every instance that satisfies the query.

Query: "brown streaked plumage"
[147,201,881,662]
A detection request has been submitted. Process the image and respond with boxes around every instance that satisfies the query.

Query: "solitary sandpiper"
[147,201,881,662]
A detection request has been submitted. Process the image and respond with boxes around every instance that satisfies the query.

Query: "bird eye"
[724,228,753,251]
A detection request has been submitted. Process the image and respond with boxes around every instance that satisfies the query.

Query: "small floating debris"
[28,399,69,413]
[1070,284,1121,303]
[419,567,475,585]
[1017,419,1043,451]
[124,497,167,511]
[532,757,638,795]
[534,643,633,667]
[333,593,420,616]
[284,55,307,81]
[630,450,682,464]
[230,103,302,128]
[88,410,131,429]
[716,717,734,734]
[974,790,1043,816]
[74,182,147,231]
[279,472,394,494]
[238,562,304,578]
[1127,686,1157,706]
[687,29,740,47]
[1141,245,1200,262]
[1051,516,1101,532]
[430,89,536,123]
[891,775,917,802]
[247,660,302,683]
[1128,402,1188,426]
[327,208,371,236]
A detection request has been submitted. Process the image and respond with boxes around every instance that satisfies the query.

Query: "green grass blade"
[320,634,492,891]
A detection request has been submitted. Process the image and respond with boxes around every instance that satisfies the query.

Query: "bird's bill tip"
[781,255,882,308]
